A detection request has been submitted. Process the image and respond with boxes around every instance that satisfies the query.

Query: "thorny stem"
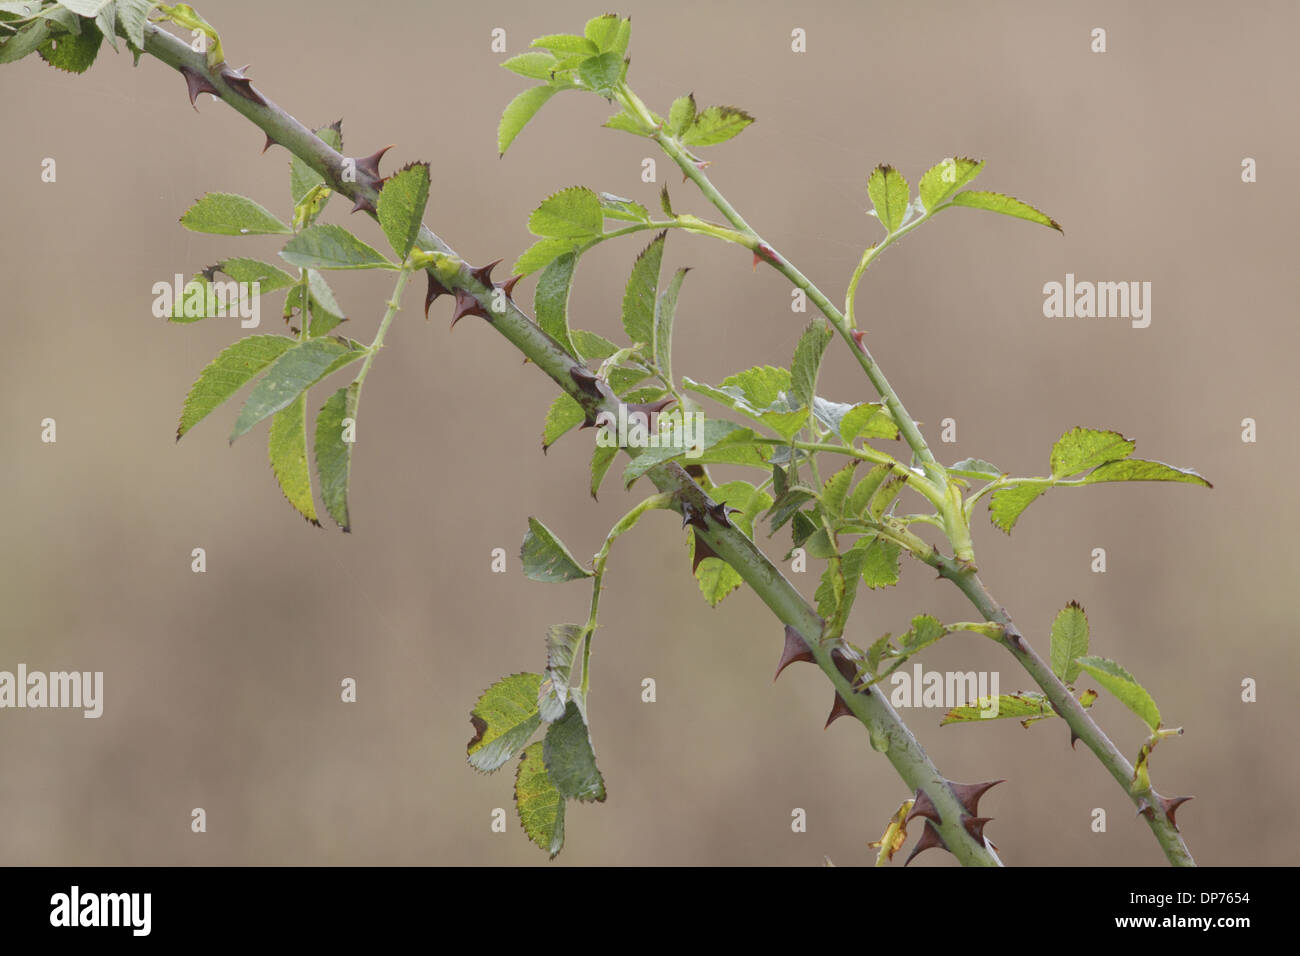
[617,81,1196,865]
[136,22,1002,866]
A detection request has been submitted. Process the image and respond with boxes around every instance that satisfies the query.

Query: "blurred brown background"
[1,0,1296,866]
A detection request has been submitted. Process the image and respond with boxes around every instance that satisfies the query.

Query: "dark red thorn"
[904,821,948,866]
[498,274,523,300]
[355,145,394,181]
[705,500,740,529]
[469,258,503,287]
[752,252,760,271]
[1069,728,1081,749]
[851,330,868,352]
[907,779,1003,826]
[568,366,609,400]
[424,272,452,319]
[1159,796,1193,830]
[626,396,677,430]
[824,692,854,728]
[219,65,266,106]
[450,288,490,328]
[774,625,815,682]
[261,132,278,154]
[679,500,709,531]
[684,464,706,479]
[350,195,376,215]
[179,66,220,108]
[691,534,718,573]
[963,816,993,843]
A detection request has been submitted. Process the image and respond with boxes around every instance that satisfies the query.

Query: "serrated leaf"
[868,476,905,519]
[375,163,430,260]
[941,692,1060,726]
[539,624,584,722]
[668,93,696,137]
[622,231,665,345]
[578,50,622,96]
[949,457,1002,479]
[691,480,772,606]
[512,237,578,277]
[590,443,619,500]
[839,402,899,442]
[597,192,650,223]
[950,190,1061,232]
[845,464,891,518]
[1075,656,1161,731]
[529,186,604,240]
[1083,458,1211,487]
[177,334,296,439]
[515,741,565,857]
[1050,427,1135,478]
[530,33,597,55]
[469,673,544,772]
[766,486,816,535]
[535,251,580,358]
[681,105,754,146]
[571,329,618,361]
[280,224,393,270]
[867,164,910,233]
[268,390,318,525]
[115,0,152,50]
[1050,602,1089,684]
[858,536,902,589]
[181,192,291,236]
[314,382,358,531]
[521,517,593,582]
[230,337,365,441]
[583,14,623,52]
[290,121,342,205]
[37,17,101,72]
[499,84,559,156]
[989,483,1047,533]
[791,320,833,411]
[542,392,586,450]
[210,257,296,293]
[820,461,858,518]
[305,269,345,336]
[501,51,559,79]
[919,157,985,212]
[899,615,946,654]
[603,111,647,136]
[621,420,749,487]
[543,701,606,802]
[55,0,112,17]
[653,267,688,386]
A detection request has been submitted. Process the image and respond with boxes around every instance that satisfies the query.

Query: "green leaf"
[858,536,902,589]
[1050,602,1089,684]
[181,192,291,236]
[950,190,1061,232]
[590,443,619,500]
[515,741,565,857]
[578,51,622,96]
[0,11,64,65]
[681,105,754,147]
[530,33,597,55]
[542,392,586,451]
[1051,427,1135,478]
[501,51,559,80]
[177,335,296,439]
[597,192,650,223]
[820,461,858,518]
[305,269,345,336]
[498,84,558,156]
[839,402,899,442]
[622,420,749,487]
[988,483,1047,533]
[845,464,891,518]
[653,267,688,386]
[571,329,618,361]
[528,186,604,240]
[521,517,593,583]
[621,231,666,345]
[544,701,606,801]
[468,673,544,772]
[115,0,152,50]
[949,457,1002,479]
[867,476,905,520]
[919,157,985,212]
[1083,458,1212,487]
[535,252,580,358]
[314,383,358,531]
[53,0,112,14]
[866,164,910,233]
[37,17,101,73]
[1075,656,1162,731]
[766,486,816,535]
[290,121,342,205]
[230,337,366,441]
[941,691,1081,727]
[207,257,296,293]
[583,14,623,52]
[539,624,584,722]
[668,94,696,137]
[683,368,805,440]
[375,162,430,260]
[280,224,393,270]
[691,480,772,606]
[268,391,318,525]
[790,320,833,411]
[603,111,648,136]
[512,237,578,277]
